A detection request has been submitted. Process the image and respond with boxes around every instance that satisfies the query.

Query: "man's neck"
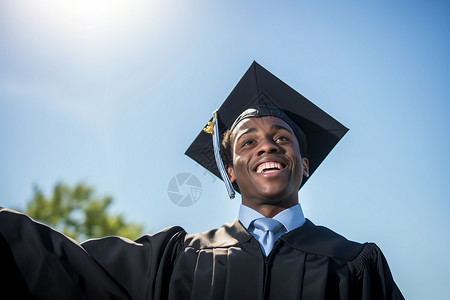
[241,199,299,218]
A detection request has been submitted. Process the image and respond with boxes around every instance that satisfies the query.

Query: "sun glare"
[8,0,161,42]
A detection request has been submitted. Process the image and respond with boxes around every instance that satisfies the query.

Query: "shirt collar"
[238,203,306,233]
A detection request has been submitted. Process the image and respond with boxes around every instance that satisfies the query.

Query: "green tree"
[23,182,144,242]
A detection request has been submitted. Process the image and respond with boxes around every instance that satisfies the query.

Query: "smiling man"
[0,62,404,299]
[184,62,405,299]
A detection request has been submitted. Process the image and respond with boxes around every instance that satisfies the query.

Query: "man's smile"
[255,161,286,174]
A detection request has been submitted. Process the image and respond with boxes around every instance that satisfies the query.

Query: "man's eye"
[242,140,254,147]
[276,136,289,142]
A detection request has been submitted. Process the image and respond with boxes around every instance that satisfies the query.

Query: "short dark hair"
[221,129,234,168]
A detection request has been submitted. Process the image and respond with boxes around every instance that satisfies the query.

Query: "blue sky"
[1,1,449,299]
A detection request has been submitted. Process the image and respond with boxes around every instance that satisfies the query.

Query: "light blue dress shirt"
[238,203,306,254]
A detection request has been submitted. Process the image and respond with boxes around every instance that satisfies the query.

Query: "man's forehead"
[231,116,295,137]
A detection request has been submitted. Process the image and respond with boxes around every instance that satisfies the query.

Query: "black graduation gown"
[0,208,404,299]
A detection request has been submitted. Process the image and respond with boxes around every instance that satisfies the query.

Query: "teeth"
[256,162,282,173]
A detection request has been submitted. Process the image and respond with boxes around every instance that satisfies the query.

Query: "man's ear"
[226,165,236,183]
[302,158,310,177]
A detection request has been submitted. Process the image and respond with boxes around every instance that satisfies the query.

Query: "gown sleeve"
[349,243,405,300]
[0,208,186,300]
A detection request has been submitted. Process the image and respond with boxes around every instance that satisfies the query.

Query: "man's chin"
[254,183,293,199]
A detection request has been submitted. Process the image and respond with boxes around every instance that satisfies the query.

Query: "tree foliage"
[24,182,144,242]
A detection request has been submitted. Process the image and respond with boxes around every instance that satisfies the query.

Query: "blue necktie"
[252,218,286,256]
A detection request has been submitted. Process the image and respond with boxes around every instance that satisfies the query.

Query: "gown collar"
[185,218,364,262]
[184,219,253,249]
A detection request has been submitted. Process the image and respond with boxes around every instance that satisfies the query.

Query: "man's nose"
[257,138,279,156]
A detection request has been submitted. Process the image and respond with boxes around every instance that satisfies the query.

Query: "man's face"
[227,116,309,206]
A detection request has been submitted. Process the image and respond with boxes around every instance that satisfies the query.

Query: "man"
[0,62,404,299]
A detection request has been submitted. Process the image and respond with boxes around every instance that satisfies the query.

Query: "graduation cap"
[185,61,348,199]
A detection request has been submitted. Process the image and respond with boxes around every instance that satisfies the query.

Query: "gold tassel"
[203,112,217,135]
[203,121,214,135]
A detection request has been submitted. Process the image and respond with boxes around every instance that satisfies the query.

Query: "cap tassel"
[211,110,236,199]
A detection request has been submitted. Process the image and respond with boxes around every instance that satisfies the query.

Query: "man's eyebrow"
[234,124,293,143]
[235,128,257,143]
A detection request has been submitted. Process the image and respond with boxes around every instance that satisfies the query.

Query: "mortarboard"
[185,61,348,198]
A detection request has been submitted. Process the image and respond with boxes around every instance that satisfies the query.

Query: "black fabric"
[1,208,404,300]
[0,234,38,299]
